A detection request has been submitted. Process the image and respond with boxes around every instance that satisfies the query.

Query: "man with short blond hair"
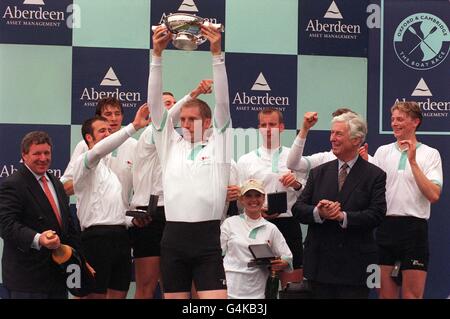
[374,101,442,299]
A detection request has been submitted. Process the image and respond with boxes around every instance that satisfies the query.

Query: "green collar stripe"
[188,144,205,161]
[249,228,258,239]
[256,147,283,173]
[397,143,422,171]
[398,151,408,171]
[152,109,168,132]
[83,152,90,169]
[214,117,231,134]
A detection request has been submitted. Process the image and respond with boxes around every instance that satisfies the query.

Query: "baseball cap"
[241,179,265,195]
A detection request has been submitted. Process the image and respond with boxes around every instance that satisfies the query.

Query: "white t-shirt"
[72,124,136,230]
[373,142,443,219]
[221,214,293,299]
[237,146,302,218]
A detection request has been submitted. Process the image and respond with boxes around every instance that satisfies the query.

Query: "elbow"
[429,193,440,204]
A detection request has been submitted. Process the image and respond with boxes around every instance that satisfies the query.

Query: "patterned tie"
[41,176,62,227]
[338,163,349,191]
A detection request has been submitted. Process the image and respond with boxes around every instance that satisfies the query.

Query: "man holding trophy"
[148,21,231,299]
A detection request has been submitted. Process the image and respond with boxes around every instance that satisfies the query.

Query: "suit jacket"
[0,165,81,293]
[292,156,386,286]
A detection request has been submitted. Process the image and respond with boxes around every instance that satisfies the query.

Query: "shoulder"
[418,143,440,156]
[237,150,257,165]
[358,157,386,178]
[0,168,28,193]
[74,140,88,153]
[122,137,138,148]
[312,158,338,173]
[375,142,394,155]
[222,215,240,227]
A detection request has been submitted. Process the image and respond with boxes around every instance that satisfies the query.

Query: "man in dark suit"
[292,112,386,299]
[0,131,81,299]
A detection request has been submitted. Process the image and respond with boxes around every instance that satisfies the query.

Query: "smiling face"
[86,119,111,149]
[391,109,420,141]
[22,143,52,175]
[330,121,360,162]
[240,190,265,217]
[100,105,123,133]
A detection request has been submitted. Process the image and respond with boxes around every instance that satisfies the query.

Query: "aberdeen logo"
[324,1,343,19]
[159,0,217,26]
[233,73,289,112]
[80,67,141,108]
[393,13,450,71]
[100,67,121,87]
[1,0,79,30]
[178,0,198,13]
[411,78,432,97]
[251,73,271,91]
[23,0,45,4]
[394,78,449,118]
[305,0,361,40]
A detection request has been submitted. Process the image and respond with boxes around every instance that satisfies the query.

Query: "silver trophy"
[152,13,224,51]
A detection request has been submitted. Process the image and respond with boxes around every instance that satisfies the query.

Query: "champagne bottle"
[265,270,280,299]
[46,232,95,297]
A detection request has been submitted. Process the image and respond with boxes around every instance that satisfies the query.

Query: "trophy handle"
[203,21,224,32]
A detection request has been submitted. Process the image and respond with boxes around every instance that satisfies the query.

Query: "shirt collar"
[338,154,358,170]
[24,164,48,181]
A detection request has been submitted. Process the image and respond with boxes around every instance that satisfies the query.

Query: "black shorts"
[81,225,132,293]
[161,220,227,293]
[269,217,303,269]
[129,207,166,258]
[376,216,429,271]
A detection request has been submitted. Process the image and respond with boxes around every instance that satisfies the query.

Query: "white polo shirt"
[373,142,443,220]
[73,124,136,230]
[148,54,231,223]
[221,214,293,299]
[154,124,231,222]
[237,146,302,218]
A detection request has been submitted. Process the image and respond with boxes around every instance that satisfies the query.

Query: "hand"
[358,143,369,161]
[152,25,172,57]
[226,185,241,202]
[398,140,416,164]
[302,112,318,131]
[201,24,222,55]
[279,172,301,189]
[132,216,152,228]
[132,103,151,130]
[40,230,61,250]
[85,262,96,277]
[270,258,289,272]
[190,79,213,99]
[317,200,341,220]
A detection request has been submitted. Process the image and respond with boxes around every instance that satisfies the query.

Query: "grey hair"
[331,112,367,145]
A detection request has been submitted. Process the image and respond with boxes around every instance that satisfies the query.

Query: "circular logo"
[393,13,450,70]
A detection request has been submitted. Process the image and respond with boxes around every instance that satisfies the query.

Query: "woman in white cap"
[220,179,293,299]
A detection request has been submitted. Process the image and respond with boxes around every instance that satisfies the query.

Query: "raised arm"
[201,25,230,130]
[148,26,172,129]
[286,112,318,171]
[168,79,214,125]
[85,104,149,168]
